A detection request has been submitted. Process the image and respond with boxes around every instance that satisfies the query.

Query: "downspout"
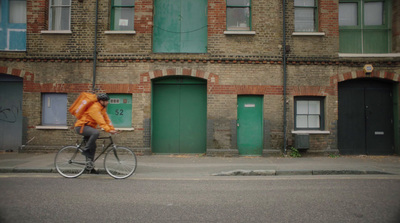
[282,0,288,155]
[92,0,99,92]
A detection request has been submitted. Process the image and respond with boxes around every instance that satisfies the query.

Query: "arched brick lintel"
[329,70,400,96]
[141,68,219,84]
[0,66,34,82]
[332,70,399,85]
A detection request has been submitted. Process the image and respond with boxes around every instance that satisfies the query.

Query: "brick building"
[0,0,399,156]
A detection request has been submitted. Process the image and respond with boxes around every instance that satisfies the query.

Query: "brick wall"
[0,0,399,155]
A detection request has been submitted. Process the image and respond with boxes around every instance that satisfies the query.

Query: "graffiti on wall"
[0,101,21,123]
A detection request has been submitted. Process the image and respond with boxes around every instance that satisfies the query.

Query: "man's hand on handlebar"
[109,130,120,134]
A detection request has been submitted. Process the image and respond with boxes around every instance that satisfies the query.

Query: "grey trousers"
[75,126,99,160]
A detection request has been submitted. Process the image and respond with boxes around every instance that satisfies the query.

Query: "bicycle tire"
[54,146,86,178]
[104,146,137,179]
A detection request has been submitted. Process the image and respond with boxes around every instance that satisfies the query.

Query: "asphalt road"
[1,174,400,223]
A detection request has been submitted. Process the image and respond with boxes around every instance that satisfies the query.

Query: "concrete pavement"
[0,151,399,177]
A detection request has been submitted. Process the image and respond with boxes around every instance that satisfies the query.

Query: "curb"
[211,169,391,176]
[0,168,393,176]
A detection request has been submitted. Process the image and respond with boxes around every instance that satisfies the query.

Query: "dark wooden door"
[338,79,394,155]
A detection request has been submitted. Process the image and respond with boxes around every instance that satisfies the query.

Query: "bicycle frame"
[92,136,116,163]
[70,135,117,165]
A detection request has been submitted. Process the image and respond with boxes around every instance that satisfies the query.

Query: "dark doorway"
[338,78,394,155]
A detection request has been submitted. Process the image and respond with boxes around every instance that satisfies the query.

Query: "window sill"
[36,126,69,130]
[224,31,256,35]
[291,130,330,135]
[104,31,136,35]
[41,30,72,34]
[292,32,325,36]
[339,53,400,58]
[115,127,135,131]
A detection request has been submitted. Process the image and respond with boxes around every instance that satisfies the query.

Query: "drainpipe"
[282,0,288,155]
[92,0,99,92]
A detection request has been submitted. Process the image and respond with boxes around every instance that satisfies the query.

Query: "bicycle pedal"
[85,161,94,170]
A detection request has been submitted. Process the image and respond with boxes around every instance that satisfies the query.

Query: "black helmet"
[97,93,110,101]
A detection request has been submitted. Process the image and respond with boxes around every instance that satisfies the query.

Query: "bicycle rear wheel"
[54,146,86,178]
[104,147,137,179]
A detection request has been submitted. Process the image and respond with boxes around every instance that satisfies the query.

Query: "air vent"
[294,134,309,149]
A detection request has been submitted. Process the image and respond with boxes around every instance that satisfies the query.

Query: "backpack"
[68,92,98,119]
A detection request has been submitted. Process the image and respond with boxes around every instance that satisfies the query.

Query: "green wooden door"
[237,95,263,156]
[152,77,207,154]
[153,0,207,53]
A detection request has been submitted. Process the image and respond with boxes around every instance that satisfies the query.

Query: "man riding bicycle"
[74,93,117,172]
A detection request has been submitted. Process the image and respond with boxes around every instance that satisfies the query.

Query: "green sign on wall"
[107,94,132,128]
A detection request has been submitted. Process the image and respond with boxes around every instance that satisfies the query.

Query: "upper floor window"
[49,0,71,31]
[0,0,26,51]
[294,0,318,32]
[294,97,325,130]
[111,0,135,31]
[226,0,251,31]
[339,0,391,53]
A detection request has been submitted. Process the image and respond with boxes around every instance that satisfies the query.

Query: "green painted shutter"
[153,0,207,53]
[180,0,207,53]
[107,94,132,128]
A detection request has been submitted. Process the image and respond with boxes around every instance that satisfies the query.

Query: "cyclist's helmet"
[97,93,110,101]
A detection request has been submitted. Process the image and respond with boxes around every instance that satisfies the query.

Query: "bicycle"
[54,134,137,179]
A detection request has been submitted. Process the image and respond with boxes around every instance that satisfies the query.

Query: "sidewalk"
[0,151,399,177]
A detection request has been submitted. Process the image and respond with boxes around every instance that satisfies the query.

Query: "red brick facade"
[0,0,399,155]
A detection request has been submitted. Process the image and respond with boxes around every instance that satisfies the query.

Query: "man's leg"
[75,126,99,161]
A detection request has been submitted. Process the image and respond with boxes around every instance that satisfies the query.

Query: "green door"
[152,76,207,154]
[237,95,263,156]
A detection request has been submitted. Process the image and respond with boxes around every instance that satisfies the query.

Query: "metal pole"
[92,0,99,92]
[282,0,288,155]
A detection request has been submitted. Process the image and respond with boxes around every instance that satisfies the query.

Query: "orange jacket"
[74,102,115,132]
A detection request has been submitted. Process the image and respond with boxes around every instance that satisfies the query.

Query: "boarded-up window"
[42,93,67,126]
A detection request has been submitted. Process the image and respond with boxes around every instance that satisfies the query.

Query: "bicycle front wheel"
[54,146,86,178]
[104,147,137,179]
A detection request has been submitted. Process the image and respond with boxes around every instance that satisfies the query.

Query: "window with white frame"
[111,0,135,31]
[294,0,318,32]
[226,0,251,31]
[42,93,67,126]
[49,0,71,30]
[294,97,324,130]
